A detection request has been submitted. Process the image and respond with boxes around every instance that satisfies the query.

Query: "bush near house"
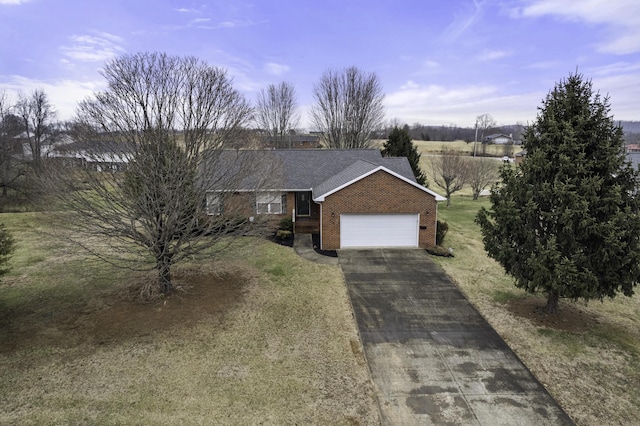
[435,220,448,246]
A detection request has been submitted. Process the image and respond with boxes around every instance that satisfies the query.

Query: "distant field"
[373,138,519,157]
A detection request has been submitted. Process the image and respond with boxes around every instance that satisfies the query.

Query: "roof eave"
[313,165,446,202]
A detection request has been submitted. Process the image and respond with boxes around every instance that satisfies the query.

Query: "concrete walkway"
[339,248,574,426]
[293,233,339,265]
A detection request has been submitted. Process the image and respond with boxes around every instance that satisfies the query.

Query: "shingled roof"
[211,148,445,200]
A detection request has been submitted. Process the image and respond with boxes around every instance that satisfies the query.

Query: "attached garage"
[340,214,420,248]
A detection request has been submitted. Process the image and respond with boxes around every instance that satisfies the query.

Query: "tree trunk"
[545,290,559,314]
[157,256,172,294]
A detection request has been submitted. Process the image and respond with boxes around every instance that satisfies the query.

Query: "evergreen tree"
[381,126,427,186]
[476,73,640,313]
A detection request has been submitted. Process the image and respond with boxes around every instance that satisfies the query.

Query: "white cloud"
[385,81,541,126]
[60,32,125,62]
[0,0,30,4]
[524,61,563,70]
[476,50,510,62]
[1,75,104,120]
[517,0,640,54]
[264,62,290,76]
[440,0,484,44]
[591,72,640,120]
[422,60,441,69]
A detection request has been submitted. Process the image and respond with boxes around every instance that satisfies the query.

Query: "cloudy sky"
[1,0,638,128]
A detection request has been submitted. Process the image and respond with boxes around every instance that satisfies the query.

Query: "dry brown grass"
[0,213,378,425]
[432,196,640,425]
[373,139,515,157]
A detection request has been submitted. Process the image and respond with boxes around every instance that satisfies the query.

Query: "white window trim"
[206,193,222,216]
[256,192,283,215]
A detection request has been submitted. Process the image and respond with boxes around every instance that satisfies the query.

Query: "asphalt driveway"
[339,248,574,426]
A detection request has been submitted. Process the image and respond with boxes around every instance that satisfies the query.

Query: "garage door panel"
[341,214,418,248]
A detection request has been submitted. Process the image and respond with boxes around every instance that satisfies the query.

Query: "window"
[206,193,223,215]
[256,192,283,214]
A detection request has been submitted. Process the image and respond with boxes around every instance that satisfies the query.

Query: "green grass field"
[0,213,378,425]
[2,138,639,424]
[433,195,640,425]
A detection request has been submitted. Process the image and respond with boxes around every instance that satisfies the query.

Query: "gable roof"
[267,149,391,190]
[312,159,446,201]
[484,133,512,140]
[210,149,445,201]
[215,149,406,190]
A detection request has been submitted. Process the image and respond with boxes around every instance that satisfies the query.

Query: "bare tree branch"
[255,81,299,148]
[45,52,265,295]
[468,158,499,200]
[311,67,385,149]
[430,146,470,207]
[475,113,497,157]
[16,89,57,173]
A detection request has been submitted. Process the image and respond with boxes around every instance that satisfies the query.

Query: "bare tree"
[16,89,57,172]
[47,52,264,295]
[0,91,28,202]
[430,146,470,207]
[468,158,499,200]
[311,67,385,149]
[474,113,497,157]
[255,81,299,149]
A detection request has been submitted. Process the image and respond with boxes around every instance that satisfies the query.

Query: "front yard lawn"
[0,213,378,425]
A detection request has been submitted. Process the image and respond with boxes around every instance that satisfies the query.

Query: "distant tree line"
[377,121,526,144]
[379,120,640,145]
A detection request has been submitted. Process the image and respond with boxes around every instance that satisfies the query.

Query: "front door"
[296,191,311,216]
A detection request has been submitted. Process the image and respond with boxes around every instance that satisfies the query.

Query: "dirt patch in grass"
[506,297,600,334]
[1,268,248,354]
[89,270,248,346]
[1,234,378,424]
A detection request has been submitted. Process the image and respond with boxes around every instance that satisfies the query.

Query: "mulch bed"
[312,233,338,257]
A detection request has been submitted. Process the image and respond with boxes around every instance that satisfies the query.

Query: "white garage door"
[340,214,419,248]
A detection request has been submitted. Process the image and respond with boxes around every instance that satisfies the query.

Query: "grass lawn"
[434,195,640,425]
[0,213,378,425]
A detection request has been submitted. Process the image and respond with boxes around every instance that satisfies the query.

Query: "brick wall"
[320,170,438,250]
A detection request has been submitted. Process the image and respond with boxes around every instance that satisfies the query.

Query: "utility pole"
[473,118,479,158]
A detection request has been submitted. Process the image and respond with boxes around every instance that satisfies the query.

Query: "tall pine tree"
[381,126,427,186]
[476,73,640,313]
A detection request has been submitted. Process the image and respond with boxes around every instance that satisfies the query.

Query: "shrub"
[435,220,448,246]
[276,229,292,240]
[279,217,293,232]
[426,245,453,257]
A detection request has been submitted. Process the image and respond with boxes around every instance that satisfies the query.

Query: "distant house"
[515,149,527,165]
[208,149,446,250]
[18,133,73,161]
[49,140,131,171]
[626,144,640,153]
[484,134,513,145]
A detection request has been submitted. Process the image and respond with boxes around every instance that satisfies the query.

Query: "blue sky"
[1,0,638,128]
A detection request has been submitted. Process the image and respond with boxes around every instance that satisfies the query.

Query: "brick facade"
[320,170,438,250]
[214,171,439,250]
